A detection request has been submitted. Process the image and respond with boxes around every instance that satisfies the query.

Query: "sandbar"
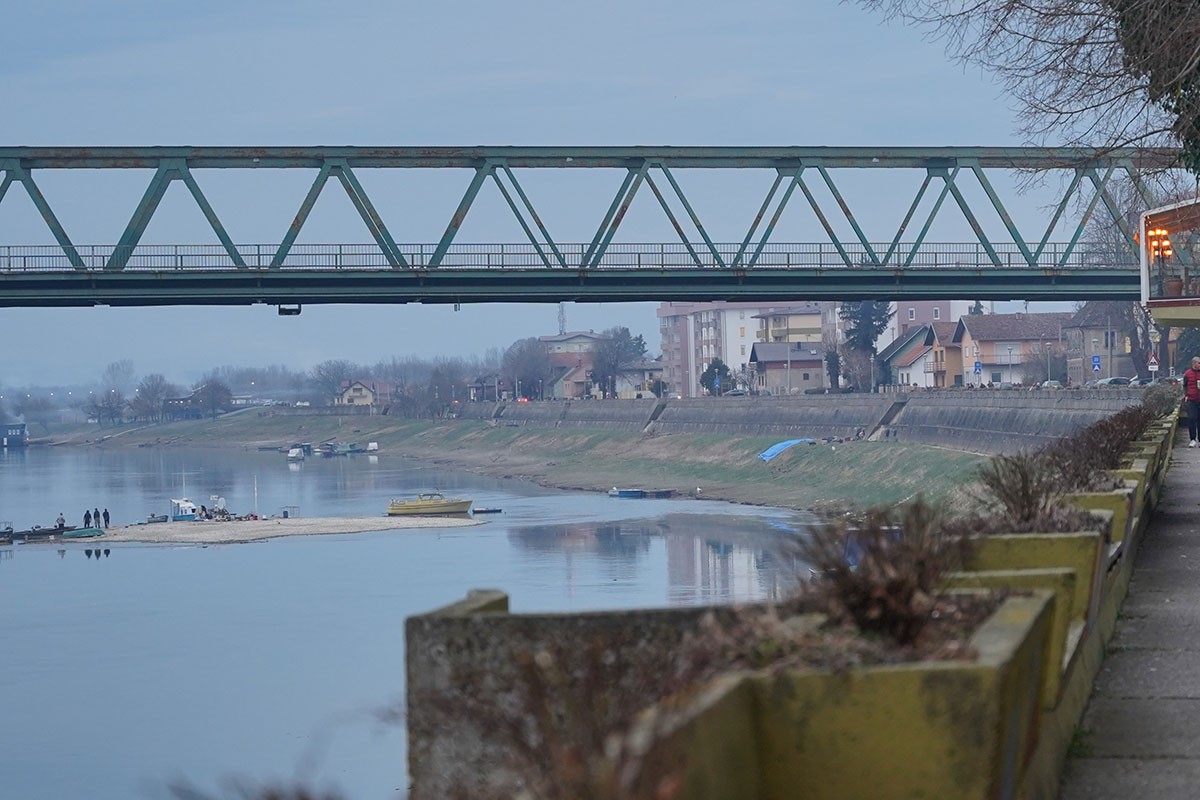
[89,515,483,545]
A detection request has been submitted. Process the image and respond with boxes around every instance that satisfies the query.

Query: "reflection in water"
[510,512,809,605]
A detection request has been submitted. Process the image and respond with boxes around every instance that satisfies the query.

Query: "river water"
[0,446,809,800]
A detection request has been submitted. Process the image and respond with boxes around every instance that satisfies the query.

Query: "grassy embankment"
[43,410,987,510]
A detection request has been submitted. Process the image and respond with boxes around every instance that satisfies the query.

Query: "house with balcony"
[954,311,1072,386]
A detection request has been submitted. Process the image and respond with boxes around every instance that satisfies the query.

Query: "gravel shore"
[89,515,483,545]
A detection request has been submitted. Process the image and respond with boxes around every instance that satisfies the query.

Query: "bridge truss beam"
[0,146,1184,307]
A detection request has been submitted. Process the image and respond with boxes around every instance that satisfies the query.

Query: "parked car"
[1096,377,1131,386]
[724,389,747,397]
[1039,380,1065,389]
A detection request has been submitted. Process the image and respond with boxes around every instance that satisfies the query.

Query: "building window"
[908,308,916,321]
[740,345,746,356]
[932,308,940,320]
[739,327,745,337]
[802,372,810,380]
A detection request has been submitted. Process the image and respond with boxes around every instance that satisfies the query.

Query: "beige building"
[336,380,396,407]
[658,301,825,397]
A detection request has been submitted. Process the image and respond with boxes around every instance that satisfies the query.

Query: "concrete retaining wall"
[454,402,500,421]
[650,396,895,438]
[888,390,1145,453]
[406,589,743,800]
[466,390,1151,450]
[494,400,566,427]
[560,399,660,430]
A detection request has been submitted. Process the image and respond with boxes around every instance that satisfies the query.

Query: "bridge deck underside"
[0,266,1139,307]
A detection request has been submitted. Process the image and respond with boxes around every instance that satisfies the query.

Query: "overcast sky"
[1,0,1055,387]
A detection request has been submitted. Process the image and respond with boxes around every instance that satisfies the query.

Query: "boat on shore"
[607,488,675,499]
[5,524,79,542]
[171,498,198,521]
[63,527,105,539]
[387,492,473,516]
[286,447,305,462]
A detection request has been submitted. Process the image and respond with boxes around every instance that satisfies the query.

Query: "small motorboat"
[387,492,473,516]
[146,514,169,524]
[607,488,646,499]
[472,507,503,514]
[286,447,305,462]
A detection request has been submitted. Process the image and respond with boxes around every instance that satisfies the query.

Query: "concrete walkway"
[1060,430,1200,798]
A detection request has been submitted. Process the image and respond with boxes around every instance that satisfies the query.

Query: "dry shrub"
[796,497,978,646]
[1142,382,1181,419]
[973,450,1064,525]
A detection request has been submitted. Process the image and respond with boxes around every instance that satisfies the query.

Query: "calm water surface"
[0,447,808,799]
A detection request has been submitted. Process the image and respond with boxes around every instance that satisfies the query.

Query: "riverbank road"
[1060,429,1200,799]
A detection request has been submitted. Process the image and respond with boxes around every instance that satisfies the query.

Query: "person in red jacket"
[1186,356,1200,447]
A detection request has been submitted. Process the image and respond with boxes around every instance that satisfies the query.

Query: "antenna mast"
[558,302,566,335]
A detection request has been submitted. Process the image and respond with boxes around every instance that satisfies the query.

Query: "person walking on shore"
[102,509,110,528]
[93,507,101,528]
[1186,356,1200,447]
[83,510,92,528]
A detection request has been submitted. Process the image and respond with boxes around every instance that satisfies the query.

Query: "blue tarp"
[757,438,814,462]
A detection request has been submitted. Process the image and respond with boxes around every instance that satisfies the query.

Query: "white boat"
[170,498,198,521]
[286,447,305,462]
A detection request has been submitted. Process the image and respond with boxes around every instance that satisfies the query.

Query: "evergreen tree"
[699,358,733,396]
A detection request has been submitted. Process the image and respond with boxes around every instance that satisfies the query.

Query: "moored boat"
[387,492,473,516]
[607,488,646,499]
[286,447,305,462]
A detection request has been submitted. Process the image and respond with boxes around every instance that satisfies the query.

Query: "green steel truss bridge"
[0,146,1181,309]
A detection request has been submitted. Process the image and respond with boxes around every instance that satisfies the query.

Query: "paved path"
[1060,431,1200,798]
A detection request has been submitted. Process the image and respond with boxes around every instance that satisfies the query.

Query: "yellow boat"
[387,492,473,516]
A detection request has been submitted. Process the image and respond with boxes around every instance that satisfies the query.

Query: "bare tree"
[130,373,181,422]
[502,338,553,399]
[100,359,136,396]
[857,1,1199,163]
[309,359,358,404]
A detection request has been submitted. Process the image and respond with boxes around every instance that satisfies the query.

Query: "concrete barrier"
[561,399,660,430]
[454,401,500,421]
[650,396,894,438]
[887,391,1144,453]
[494,400,568,427]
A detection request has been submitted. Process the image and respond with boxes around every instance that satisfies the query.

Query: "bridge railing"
[0,242,1139,272]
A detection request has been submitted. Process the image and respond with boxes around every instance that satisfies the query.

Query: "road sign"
[974,361,982,374]
[1092,355,1102,372]
[1149,353,1159,367]
[1150,363,1160,372]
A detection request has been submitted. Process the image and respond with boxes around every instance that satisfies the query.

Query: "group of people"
[54,508,111,530]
